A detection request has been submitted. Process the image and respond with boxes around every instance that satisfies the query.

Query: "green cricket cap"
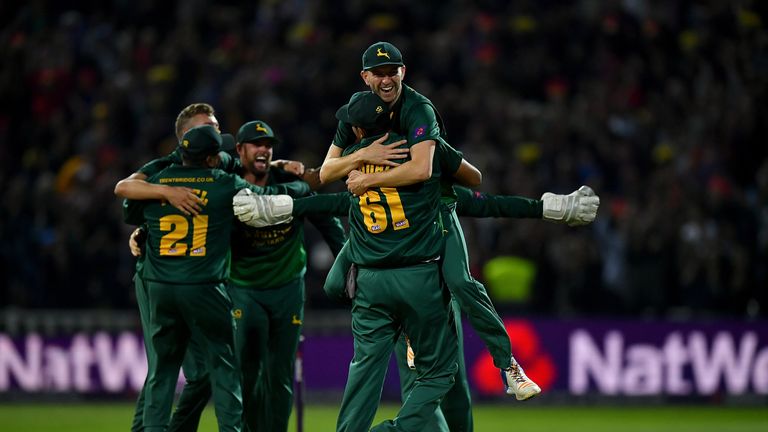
[236,120,279,146]
[362,41,404,70]
[179,125,222,157]
[335,91,390,129]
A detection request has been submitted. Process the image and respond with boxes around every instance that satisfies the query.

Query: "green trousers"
[170,334,214,431]
[395,298,473,432]
[326,207,510,430]
[326,210,511,369]
[229,278,305,432]
[337,263,458,432]
[131,274,152,432]
[441,209,511,369]
[143,281,242,432]
[132,275,212,432]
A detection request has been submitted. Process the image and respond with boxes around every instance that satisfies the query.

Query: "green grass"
[0,403,766,431]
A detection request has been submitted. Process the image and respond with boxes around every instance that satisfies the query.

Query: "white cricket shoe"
[501,358,541,401]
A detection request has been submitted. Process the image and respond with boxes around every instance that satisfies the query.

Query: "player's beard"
[247,156,270,180]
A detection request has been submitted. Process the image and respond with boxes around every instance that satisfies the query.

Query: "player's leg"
[229,286,268,432]
[144,281,192,432]
[394,334,449,432]
[442,209,540,400]
[371,263,459,432]
[255,277,304,432]
[438,299,473,432]
[441,208,512,369]
[167,332,212,432]
[181,282,243,432]
[131,274,151,432]
[395,298,471,432]
[337,266,400,432]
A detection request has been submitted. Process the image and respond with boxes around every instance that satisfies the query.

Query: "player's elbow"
[465,172,482,188]
[114,180,128,198]
[455,160,482,187]
[319,165,332,185]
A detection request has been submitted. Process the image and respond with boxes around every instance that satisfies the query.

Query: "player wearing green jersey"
[119,108,310,431]
[120,103,233,432]
[324,56,597,429]
[320,41,545,407]
[228,120,345,432]
[132,125,276,432]
[335,132,457,432]
[320,55,461,429]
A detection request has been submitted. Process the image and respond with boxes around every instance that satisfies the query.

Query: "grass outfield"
[0,403,766,431]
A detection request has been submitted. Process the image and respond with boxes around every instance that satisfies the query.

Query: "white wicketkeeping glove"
[541,185,600,226]
[232,189,294,228]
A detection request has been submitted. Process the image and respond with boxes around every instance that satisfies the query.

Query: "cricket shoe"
[501,357,541,400]
[405,337,416,370]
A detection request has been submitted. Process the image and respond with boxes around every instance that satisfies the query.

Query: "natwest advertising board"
[464,319,768,397]
[1,319,767,397]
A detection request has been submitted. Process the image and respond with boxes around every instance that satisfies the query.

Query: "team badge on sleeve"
[413,125,426,139]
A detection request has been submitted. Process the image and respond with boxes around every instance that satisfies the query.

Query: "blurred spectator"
[1,0,765,318]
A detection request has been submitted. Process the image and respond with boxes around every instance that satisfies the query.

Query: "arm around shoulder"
[319,144,361,185]
[364,139,435,188]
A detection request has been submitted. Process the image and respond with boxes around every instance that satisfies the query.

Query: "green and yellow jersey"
[342,133,443,267]
[141,165,266,284]
[229,169,345,290]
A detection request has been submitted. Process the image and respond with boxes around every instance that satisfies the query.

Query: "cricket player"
[319,41,545,407]
[318,46,463,429]
[119,103,238,432]
[229,120,345,432]
[123,125,290,432]
[118,103,310,432]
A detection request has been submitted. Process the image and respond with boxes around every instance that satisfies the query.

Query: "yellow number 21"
[159,215,209,256]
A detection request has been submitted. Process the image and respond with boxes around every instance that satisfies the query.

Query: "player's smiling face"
[361,65,405,105]
[237,139,273,176]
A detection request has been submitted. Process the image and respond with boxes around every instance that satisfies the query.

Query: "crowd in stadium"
[1,0,765,317]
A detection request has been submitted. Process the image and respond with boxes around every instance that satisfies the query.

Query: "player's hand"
[357,133,409,167]
[300,168,322,191]
[346,170,369,196]
[129,227,146,257]
[162,186,202,216]
[232,189,294,227]
[273,159,306,176]
[541,185,600,226]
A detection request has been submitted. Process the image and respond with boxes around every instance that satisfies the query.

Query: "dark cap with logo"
[237,120,279,146]
[335,91,391,130]
[179,125,222,157]
[362,41,404,71]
